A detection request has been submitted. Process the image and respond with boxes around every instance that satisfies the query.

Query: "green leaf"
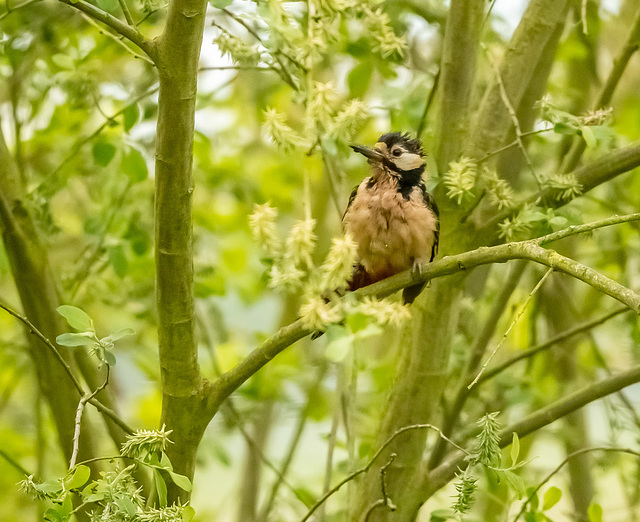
[123,104,140,132]
[346,312,369,333]
[44,508,64,522]
[57,305,94,331]
[115,496,138,517]
[56,332,95,347]
[103,349,117,367]
[109,244,128,278]
[292,487,316,508]
[182,506,196,522]
[92,141,117,167]
[169,471,192,492]
[553,121,577,135]
[588,503,603,522]
[526,487,539,511]
[347,60,373,98]
[510,432,520,466]
[502,470,525,498]
[153,469,167,507]
[160,451,173,471]
[209,0,233,6]
[121,146,148,183]
[580,125,597,148]
[429,508,456,521]
[325,334,353,362]
[65,465,90,489]
[542,486,562,510]
[96,0,118,12]
[36,479,63,497]
[104,328,135,343]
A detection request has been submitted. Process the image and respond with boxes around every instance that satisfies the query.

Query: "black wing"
[419,183,440,261]
[342,178,367,221]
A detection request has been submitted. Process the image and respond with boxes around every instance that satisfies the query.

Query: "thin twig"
[209,213,640,419]
[0,301,134,434]
[80,13,154,65]
[70,365,111,469]
[57,0,154,59]
[319,369,343,522]
[221,7,307,72]
[478,306,630,385]
[259,363,328,521]
[0,448,32,477]
[483,44,542,188]
[136,3,167,26]
[477,128,552,164]
[468,267,554,389]
[0,0,42,20]
[34,86,158,198]
[0,302,85,395]
[116,0,133,25]
[513,447,640,521]
[217,9,300,90]
[580,0,588,35]
[363,453,397,520]
[416,67,440,138]
[300,424,468,522]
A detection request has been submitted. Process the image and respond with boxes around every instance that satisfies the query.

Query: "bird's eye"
[392,149,403,157]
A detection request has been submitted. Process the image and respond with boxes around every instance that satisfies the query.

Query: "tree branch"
[70,366,111,469]
[0,301,134,434]
[300,424,467,522]
[435,0,484,170]
[560,5,640,173]
[478,142,640,232]
[425,364,640,499]
[513,446,640,521]
[466,0,569,159]
[153,0,209,502]
[205,214,640,428]
[57,0,156,60]
[477,306,630,385]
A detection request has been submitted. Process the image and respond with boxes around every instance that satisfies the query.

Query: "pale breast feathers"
[343,178,439,282]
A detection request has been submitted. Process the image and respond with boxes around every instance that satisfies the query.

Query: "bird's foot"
[411,260,425,280]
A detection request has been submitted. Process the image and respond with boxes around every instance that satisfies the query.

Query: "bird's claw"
[411,260,425,279]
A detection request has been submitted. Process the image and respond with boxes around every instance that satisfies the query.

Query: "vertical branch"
[467,0,569,159]
[435,0,484,172]
[560,5,640,173]
[0,123,100,468]
[154,0,209,501]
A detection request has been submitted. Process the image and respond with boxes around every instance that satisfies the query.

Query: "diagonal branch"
[560,5,640,173]
[513,446,640,521]
[57,0,156,60]
[478,141,640,232]
[206,214,640,418]
[477,306,630,385]
[424,364,640,499]
[0,301,134,434]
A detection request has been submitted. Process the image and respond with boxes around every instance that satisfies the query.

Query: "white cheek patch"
[393,153,423,171]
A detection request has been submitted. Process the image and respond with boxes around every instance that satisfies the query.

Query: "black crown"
[377,132,424,157]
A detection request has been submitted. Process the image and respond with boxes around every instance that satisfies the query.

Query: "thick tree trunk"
[153,0,210,503]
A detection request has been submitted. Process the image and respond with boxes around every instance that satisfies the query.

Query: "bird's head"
[351,132,425,178]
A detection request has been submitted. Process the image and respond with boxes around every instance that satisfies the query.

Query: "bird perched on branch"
[344,132,440,304]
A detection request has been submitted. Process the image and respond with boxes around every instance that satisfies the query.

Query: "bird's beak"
[351,144,385,163]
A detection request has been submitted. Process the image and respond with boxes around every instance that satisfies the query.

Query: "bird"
[343,132,440,304]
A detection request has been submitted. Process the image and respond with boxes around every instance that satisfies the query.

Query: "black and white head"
[351,132,425,180]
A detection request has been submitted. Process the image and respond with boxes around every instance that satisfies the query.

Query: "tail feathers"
[402,283,425,304]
